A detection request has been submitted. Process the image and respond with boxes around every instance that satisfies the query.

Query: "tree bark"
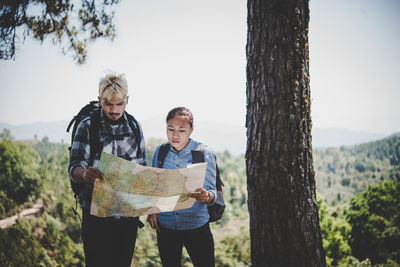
[246,0,326,266]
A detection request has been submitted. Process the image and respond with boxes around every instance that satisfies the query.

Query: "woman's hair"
[166,107,194,128]
[99,72,128,100]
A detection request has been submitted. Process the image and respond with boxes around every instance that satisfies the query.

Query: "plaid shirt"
[68,109,146,212]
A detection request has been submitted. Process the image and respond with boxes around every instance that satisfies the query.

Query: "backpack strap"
[125,112,142,158]
[215,164,223,189]
[89,110,102,166]
[157,143,171,168]
[193,144,224,189]
[191,143,205,163]
[191,150,205,163]
[67,101,100,153]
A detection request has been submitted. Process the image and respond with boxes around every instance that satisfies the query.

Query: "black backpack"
[66,101,142,199]
[157,143,225,222]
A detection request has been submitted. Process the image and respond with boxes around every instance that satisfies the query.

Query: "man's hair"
[99,72,128,100]
[166,107,194,128]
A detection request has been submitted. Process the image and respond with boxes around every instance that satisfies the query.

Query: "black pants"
[157,223,215,267]
[82,212,139,267]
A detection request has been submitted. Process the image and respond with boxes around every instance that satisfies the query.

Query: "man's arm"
[68,118,99,183]
[136,121,147,165]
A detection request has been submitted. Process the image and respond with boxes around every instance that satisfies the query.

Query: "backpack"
[66,101,142,200]
[157,143,225,222]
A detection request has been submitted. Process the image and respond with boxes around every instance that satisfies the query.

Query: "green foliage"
[346,180,400,265]
[133,223,162,266]
[0,219,53,266]
[0,0,121,64]
[2,131,400,266]
[0,215,84,267]
[145,137,166,166]
[334,256,373,267]
[0,136,85,266]
[216,150,248,223]
[0,130,42,217]
[40,215,84,266]
[215,226,251,266]
[318,194,352,266]
[314,135,400,206]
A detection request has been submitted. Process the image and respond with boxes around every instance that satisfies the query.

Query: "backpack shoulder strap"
[192,144,224,189]
[191,150,205,163]
[191,143,205,163]
[157,143,170,168]
[89,109,102,166]
[125,112,142,158]
[215,163,223,189]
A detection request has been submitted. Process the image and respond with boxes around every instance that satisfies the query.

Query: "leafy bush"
[215,226,251,266]
[0,219,53,266]
[0,131,42,217]
[318,195,352,266]
[346,180,400,265]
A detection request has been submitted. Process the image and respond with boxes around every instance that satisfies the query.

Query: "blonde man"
[69,73,146,267]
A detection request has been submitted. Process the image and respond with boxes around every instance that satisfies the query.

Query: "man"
[68,72,146,267]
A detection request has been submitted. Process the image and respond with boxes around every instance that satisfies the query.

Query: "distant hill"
[0,121,70,143]
[314,134,400,206]
[0,120,391,155]
[312,128,386,148]
[0,119,247,155]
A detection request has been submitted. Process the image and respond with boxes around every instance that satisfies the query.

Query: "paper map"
[90,152,207,217]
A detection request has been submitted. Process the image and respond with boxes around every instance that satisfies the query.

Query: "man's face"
[99,95,129,121]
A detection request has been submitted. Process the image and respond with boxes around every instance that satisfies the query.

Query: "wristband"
[205,191,210,203]
[83,169,88,182]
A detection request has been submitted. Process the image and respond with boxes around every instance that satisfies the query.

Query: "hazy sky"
[0,0,399,135]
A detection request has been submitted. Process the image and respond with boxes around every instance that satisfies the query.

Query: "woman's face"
[166,117,193,152]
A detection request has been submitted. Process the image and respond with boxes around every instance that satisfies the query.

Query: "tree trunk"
[246,0,326,266]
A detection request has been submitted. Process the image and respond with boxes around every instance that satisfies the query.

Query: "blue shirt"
[152,139,217,230]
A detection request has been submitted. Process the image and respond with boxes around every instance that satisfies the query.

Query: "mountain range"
[0,119,389,155]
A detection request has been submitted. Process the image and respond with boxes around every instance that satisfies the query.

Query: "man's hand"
[147,213,160,232]
[83,167,104,183]
[72,166,104,183]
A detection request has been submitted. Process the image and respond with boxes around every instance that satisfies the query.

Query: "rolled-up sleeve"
[68,120,91,182]
[203,148,217,205]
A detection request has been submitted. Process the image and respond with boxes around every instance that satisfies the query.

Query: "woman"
[147,107,217,267]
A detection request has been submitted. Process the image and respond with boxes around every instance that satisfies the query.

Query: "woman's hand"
[147,213,160,232]
[189,188,214,204]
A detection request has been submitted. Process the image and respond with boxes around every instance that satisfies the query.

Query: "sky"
[0,0,399,136]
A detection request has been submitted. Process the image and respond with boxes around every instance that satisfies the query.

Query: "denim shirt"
[152,139,217,230]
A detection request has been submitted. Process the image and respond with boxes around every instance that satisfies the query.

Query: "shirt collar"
[169,138,194,155]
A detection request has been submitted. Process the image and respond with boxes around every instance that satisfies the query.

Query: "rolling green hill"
[314,134,400,207]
